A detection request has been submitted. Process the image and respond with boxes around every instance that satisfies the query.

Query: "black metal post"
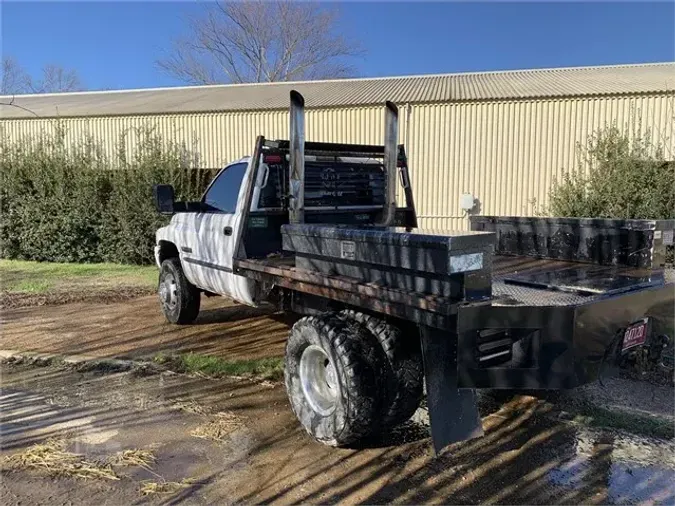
[232,135,265,261]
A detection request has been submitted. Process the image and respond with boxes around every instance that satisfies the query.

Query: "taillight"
[264,154,282,164]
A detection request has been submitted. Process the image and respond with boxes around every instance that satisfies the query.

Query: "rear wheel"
[158,258,200,324]
[340,310,424,428]
[284,314,385,446]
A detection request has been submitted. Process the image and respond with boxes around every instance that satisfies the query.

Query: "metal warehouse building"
[1,62,674,229]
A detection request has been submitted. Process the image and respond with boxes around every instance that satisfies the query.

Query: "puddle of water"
[548,427,675,505]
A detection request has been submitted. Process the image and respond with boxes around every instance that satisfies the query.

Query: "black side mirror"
[153,184,175,215]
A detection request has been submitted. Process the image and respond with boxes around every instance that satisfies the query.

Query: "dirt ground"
[1,296,294,361]
[2,361,674,505]
[2,294,675,504]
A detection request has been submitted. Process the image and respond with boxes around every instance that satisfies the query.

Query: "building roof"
[2,62,674,119]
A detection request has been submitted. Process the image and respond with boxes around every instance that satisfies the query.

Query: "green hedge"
[1,125,214,264]
[548,125,674,220]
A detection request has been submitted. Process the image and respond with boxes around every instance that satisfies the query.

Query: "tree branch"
[155,1,362,84]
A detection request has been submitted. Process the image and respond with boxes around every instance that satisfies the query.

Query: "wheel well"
[158,241,179,264]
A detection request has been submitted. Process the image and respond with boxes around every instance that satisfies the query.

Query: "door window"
[203,162,248,212]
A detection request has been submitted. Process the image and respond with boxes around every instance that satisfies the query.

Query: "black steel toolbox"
[282,224,495,300]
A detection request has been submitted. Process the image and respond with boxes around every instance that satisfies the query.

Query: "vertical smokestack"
[289,90,305,224]
[379,100,399,227]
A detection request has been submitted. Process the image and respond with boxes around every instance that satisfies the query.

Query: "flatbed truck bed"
[235,251,673,451]
[235,252,673,451]
[238,254,672,310]
[153,90,674,453]
[235,252,673,365]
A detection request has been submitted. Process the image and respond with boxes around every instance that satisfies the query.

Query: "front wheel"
[284,314,385,447]
[158,258,200,324]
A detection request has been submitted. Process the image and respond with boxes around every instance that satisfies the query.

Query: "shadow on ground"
[1,363,673,505]
[0,296,297,362]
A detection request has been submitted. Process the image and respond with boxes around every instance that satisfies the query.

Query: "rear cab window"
[255,159,385,210]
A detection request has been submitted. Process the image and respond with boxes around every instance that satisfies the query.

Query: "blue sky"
[2,1,674,91]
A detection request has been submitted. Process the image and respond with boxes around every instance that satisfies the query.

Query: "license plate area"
[622,318,649,352]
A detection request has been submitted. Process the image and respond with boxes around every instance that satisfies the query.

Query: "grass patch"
[155,352,284,381]
[11,279,52,293]
[0,439,119,480]
[571,401,674,440]
[0,259,157,294]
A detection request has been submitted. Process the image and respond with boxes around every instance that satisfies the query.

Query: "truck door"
[185,160,258,305]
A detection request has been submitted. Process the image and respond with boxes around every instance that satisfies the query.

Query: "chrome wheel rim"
[299,345,338,416]
[159,273,178,311]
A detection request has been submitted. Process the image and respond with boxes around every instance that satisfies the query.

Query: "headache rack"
[259,157,387,209]
[232,92,418,263]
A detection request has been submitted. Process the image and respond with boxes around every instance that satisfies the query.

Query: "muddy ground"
[1,296,294,361]
[2,295,675,504]
[1,361,674,505]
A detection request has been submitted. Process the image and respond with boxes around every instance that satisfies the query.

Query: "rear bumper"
[456,281,675,389]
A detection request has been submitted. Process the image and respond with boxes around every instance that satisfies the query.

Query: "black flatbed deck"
[235,254,672,322]
[492,256,671,306]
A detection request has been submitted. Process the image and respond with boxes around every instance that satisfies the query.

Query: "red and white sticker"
[622,318,648,352]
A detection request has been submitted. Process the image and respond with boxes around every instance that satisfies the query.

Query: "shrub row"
[2,122,671,265]
[1,126,215,264]
[548,125,674,220]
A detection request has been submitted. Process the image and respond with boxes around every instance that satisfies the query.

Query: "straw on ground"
[110,449,157,470]
[0,439,119,480]
[140,478,194,495]
[191,411,244,442]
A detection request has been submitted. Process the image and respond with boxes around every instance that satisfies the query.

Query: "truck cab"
[154,150,398,316]
[155,157,259,307]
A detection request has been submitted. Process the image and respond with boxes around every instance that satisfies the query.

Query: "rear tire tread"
[340,310,424,427]
[285,314,385,447]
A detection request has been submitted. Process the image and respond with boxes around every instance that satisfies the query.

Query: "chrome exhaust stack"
[289,90,306,224]
[379,101,399,227]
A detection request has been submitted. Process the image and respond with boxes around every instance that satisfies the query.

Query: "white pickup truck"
[153,91,674,453]
[155,155,259,318]
[154,153,387,322]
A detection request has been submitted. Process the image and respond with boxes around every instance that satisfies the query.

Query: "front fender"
[155,214,188,267]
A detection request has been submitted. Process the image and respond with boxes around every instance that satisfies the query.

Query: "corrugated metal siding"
[1,93,672,230]
[409,94,674,230]
[0,106,399,169]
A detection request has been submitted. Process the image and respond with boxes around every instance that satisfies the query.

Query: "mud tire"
[340,310,424,427]
[158,258,200,324]
[284,314,385,447]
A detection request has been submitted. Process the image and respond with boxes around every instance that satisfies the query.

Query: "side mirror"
[153,184,175,215]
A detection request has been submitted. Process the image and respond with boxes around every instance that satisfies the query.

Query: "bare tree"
[157,1,362,84]
[1,57,83,94]
[1,57,30,94]
[32,64,82,93]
